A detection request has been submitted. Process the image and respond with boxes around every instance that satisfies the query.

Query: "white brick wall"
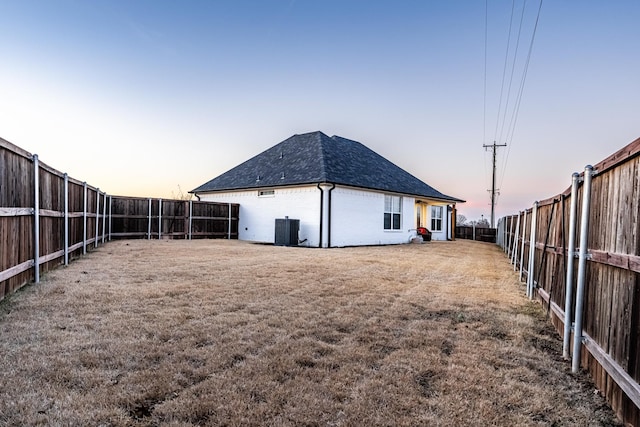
[330,188,414,246]
[198,185,449,246]
[199,186,321,246]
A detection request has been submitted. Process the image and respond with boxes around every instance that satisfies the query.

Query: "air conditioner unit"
[275,217,300,246]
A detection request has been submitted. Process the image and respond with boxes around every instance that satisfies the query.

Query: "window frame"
[384,195,402,231]
[431,205,443,232]
[258,190,275,197]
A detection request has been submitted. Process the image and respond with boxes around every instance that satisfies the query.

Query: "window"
[384,195,402,230]
[431,206,443,231]
[258,190,275,197]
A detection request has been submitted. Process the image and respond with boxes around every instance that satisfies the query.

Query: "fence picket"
[498,137,640,425]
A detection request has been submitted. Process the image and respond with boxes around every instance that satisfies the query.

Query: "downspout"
[317,184,323,248]
[317,183,335,248]
[327,183,335,247]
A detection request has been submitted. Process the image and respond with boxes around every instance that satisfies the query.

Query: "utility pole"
[483,141,507,228]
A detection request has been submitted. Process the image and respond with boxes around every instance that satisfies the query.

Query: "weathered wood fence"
[455,225,497,243]
[498,136,640,426]
[109,196,239,240]
[0,137,239,302]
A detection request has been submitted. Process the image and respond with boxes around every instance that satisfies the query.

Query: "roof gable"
[191,131,463,203]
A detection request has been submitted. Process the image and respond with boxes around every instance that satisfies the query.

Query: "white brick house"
[191,131,463,247]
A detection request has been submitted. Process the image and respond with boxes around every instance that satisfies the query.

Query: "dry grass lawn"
[0,239,621,426]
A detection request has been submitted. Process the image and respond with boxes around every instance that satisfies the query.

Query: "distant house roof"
[191,131,464,203]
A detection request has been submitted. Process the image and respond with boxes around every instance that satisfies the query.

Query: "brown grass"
[0,239,620,426]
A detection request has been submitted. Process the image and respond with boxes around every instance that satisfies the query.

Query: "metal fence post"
[505,217,510,253]
[33,154,40,283]
[563,172,580,359]
[158,199,162,240]
[147,198,152,239]
[102,193,107,244]
[188,200,193,240]
[64,173,69,266]
[503,217,508,249]
[95,189,100,248]
[512,213,521,268]
[228,203,231,239]
[572,166,594,373]
[527,202,538,299]
[108,196,112,241]
[83,182,88,254]
[519,210,527,281]
[508,216,516,258]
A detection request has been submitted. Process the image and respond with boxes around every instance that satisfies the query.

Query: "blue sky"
[1,1,638,222]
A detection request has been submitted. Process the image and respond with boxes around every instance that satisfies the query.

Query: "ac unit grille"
[274,218,300,246]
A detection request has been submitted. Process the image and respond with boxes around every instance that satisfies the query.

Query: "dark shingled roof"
[191,131,464,203]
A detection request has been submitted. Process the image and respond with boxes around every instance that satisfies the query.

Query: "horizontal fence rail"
[108,197,239,240]
[455,225,497,243]
[498,136,640,426]
[0,137,239,302]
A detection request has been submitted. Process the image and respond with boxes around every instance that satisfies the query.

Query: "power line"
[483,0,488,145]
[483,0,489,192]
[498,0,544,192]
[497,0,528,145]
[492,0,516,143]
[481,0,544,213]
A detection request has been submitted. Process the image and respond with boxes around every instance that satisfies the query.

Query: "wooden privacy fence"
[455,225,496,243]
[498,136,640,426]
[0,137,239,302]
[109,196,239,240]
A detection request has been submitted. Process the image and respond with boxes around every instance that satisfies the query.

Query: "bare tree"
[476,218,490,228]
[171,185,193,201]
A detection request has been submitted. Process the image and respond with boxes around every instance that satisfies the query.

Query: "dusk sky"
[1,1,638,222]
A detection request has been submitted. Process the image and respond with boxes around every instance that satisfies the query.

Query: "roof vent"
[256,175,261,182]
[280,152,284,159]
[281,172,285,180]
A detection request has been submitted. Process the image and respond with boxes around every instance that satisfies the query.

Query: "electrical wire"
[483,0,490,192]
[483,0,543,206]
[492,0,516,143]
[498,0,544,192]
[498,0,528,145]
[483,0,488,145]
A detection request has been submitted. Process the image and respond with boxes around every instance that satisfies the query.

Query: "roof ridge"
[316,132,331,181]
[191,131,463,203]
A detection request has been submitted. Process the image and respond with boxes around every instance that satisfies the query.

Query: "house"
[191,131,464,247]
